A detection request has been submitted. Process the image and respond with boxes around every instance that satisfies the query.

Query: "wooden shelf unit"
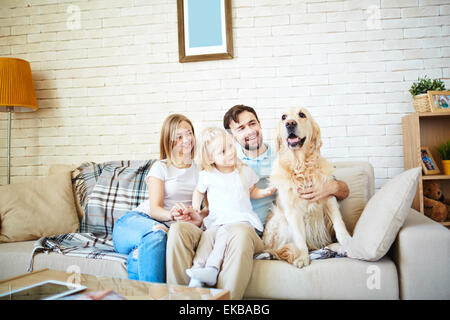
[402,112,450,227]
[422,175,450,180]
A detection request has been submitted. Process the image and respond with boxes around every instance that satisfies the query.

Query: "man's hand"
[261,186,277,197]
[298,180,339,202]
[250,186,277,199]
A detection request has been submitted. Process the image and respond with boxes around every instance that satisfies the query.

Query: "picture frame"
[177,0,233,63]
[427,90,450,113]
[420,146,440,175]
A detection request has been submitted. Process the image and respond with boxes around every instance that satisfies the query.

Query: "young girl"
[186,127,276,287]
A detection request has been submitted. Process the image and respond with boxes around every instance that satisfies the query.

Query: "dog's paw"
[327,242,347,255]
[292,252,310,269]
[335,233,352,248]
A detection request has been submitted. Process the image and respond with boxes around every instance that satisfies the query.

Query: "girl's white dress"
[196,165,264,232]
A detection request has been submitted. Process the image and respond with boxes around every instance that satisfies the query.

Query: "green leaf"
[409,76,446,96]
[438,140,450,160]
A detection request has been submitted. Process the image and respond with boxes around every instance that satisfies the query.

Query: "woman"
[113,114,204,283]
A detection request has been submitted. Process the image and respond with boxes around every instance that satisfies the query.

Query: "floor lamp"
[0,58,38,184]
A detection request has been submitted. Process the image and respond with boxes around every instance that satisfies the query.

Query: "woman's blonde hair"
[159,114,195,167]
[197,127,244,172]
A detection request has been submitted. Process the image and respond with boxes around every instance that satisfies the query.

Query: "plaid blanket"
[29,160,155,271]
[254,247,346,261]
[28,233,127,272]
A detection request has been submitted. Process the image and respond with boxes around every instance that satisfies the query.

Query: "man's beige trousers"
[166,221,264,300]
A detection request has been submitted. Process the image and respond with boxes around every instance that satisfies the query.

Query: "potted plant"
[409,76,446,112]
[437,140,450,175]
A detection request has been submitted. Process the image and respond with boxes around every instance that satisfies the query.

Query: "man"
[166,105,349,299]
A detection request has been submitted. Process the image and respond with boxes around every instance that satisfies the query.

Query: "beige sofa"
[1,161,449,300]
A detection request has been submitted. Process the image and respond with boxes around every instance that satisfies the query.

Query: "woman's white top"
[197,165,264,232]
[134,160,199,218]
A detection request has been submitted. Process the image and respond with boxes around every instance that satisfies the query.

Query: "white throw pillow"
[345,167,421,261]
[333,167,371,235]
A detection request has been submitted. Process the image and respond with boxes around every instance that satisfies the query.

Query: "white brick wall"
[0,0,449,189]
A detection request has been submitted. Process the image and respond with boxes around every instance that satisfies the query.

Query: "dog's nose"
[285,120,297,129]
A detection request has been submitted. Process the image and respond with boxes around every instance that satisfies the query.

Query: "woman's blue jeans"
[113,211,167,283]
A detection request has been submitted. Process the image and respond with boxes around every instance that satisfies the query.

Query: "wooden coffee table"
[0,268,229,300]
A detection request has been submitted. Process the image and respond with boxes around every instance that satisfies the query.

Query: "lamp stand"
[7,106,12,184]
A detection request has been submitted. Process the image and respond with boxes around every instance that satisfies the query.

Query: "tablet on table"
[0,280,87,300]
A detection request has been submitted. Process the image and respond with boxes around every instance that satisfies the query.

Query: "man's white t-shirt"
[197,165,264,232]
[134,160,199,224]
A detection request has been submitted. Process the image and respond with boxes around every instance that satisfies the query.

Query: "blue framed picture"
[177,0,233,62]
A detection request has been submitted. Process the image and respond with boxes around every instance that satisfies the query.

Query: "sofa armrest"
[390,209,450,300]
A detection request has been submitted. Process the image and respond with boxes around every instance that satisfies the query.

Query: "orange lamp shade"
[0,57,38,112]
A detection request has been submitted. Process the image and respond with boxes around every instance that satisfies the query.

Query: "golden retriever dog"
[262,107,351,268]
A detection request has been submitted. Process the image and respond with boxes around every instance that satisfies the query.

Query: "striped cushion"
[72,162,103,221]
[78,160,156,237]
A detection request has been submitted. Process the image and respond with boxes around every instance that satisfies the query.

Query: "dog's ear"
[273,123,282,153]
[309,118,322,155]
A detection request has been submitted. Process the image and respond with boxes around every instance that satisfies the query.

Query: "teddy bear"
[423,181,450,222]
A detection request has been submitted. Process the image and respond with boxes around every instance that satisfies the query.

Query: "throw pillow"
[48,164,84,222]
[48,164,77,175]
[0,172,80,243]
[345,167,421,261]
[72,161,104,220]
[72,160,154,222]
[79,160,155,237]
[333,167,371,235]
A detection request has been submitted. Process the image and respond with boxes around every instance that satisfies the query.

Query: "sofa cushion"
[72,162,105,222]
[0,241,128,281]
[0,173,80,243]
[245,257,398,299]
[71,161,126,224]
[333,161,375,197]
[48,164,84,222]
[80,160,155,236]
[333,167,371,235]
[345,167,421,261]
[72,160,155,225]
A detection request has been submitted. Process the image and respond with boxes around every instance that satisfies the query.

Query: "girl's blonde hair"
[197,127,244,172]
[159,114,195,167]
